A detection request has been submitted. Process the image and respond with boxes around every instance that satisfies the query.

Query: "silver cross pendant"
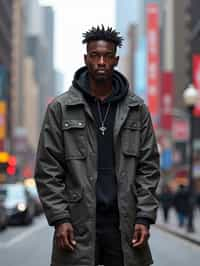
[99,125,107,135]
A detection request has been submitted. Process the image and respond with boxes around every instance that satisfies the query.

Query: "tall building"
[25,1,55,124]
[43,6,55,98]
[0,0,13,68]
[186,0,200,144]
[115,0,137,88]
[173,0,189,110]
[159,0,200,169]
[0,0,13,151]
[116,0,137,55]
[11,0,26,146]
[7,0,40,181]
[23,56,39,150]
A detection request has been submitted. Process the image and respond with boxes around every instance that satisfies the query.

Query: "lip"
[96,69,106,74]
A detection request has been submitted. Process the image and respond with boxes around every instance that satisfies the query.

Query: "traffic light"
[6,155,17,176]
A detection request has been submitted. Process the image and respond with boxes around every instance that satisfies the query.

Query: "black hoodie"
[73,67,128,230]
[72,67,151,230]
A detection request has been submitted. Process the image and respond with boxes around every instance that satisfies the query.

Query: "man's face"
[84,40,119,82]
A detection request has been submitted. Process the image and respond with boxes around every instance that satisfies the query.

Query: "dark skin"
[84,40,119,101]
[55,40,149,251]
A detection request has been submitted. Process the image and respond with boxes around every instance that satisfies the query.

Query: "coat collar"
[64,86,85,106]
[64,86,143,108]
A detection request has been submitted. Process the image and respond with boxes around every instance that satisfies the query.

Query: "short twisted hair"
[82,25,123,48]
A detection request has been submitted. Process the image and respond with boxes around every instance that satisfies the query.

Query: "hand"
[132,224,150,248]
[55,223,76,251]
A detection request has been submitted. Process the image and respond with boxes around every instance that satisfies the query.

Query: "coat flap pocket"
[123,149,138,157]
[65,189,83,202]
[62,120,86,130]
[124,120,141,130]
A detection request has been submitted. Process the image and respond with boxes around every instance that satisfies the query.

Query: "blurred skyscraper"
[0,0,12,69]
[43,6,55,99]
[25,0,55,126]
[0,0,13,151]
[115,0,137,89]
[134,0,161,103]
[11,0,27,150]
[186,0,200,150]
[0,0,57,181]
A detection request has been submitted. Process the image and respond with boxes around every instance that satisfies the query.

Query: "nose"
[98,55,105,66]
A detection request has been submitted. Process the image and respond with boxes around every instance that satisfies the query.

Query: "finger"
[64,233,75,251]
[133,234,144,247]
[60,237,66,249]
[56,236,64,249]
[69,228,76,247]
[133,231,147,248]
[132,230,140,245]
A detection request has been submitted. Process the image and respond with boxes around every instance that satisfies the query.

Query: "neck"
[89,77,112,101]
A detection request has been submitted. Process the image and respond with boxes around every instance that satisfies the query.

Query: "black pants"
[95,227,124,266]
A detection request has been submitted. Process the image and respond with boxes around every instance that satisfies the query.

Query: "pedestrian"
[196,191,200,211]
[159,184,173,223]
[35,25,160,266]
[173,184,189,227]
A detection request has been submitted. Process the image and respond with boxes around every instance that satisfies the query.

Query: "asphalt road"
[0,216,200,266]
[0,215,53,266]
[150,226,200,266]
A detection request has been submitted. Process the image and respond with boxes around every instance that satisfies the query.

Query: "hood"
[72,66,129,103]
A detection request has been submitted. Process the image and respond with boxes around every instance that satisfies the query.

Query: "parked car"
[26,185,43,216]
[0,183,35,225]
[0,202,8,231]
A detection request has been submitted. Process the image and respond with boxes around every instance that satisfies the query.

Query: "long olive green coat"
[35,86,160,266]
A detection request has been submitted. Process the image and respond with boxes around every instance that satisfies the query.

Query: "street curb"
[155,224,200,246]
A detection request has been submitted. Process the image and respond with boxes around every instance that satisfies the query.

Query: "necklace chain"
[97,101,111,135]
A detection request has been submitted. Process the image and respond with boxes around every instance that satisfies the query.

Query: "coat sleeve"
[34,101,71,226]
[135,104,160,223]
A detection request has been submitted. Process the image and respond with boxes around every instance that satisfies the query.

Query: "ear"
[114,56,119,67]
[84,54,87,65]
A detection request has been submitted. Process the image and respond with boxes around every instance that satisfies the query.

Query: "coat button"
[65,123,69,127]
[78,122,82,126]
[72,193,77,199]
[121,171,126,177]
[89,176,94,181]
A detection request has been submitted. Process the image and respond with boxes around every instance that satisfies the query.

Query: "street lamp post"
[183,84,199,232]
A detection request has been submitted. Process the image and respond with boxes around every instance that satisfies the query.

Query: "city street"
[0,216,53,266]
[0,216,200,266]
[150,227,200,266]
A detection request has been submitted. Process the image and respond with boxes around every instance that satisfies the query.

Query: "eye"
[106,53,115,59]
[89,53,98,58]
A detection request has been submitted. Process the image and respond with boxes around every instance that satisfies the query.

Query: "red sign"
[146,3,160,128]
[193,54,200,116]
[172,119,189,141]
[160,72,174,130]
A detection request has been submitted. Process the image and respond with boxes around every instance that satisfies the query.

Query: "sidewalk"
[155,208,200,245]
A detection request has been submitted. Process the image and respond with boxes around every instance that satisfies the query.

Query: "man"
[35,25,160,266]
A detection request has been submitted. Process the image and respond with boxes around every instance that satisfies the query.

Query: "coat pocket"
[122,120,141,156]
[66,188,89,236]
[62,119,87,160]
